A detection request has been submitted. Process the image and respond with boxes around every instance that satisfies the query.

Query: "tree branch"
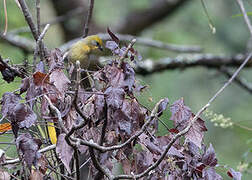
[135,54,252,75]
[1,144,56,165]
[219,67,252,94]
[83,0,95,38]
[18,0,39,41]
[0,33,35,53]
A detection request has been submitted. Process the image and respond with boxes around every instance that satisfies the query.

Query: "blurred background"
[0,0,252,179]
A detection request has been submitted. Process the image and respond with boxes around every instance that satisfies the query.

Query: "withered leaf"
[157,97,169,117]
[12,103,37,129]
[16,133,42,168]
[170,98,192,130]
[121,62,135,93]
[19,77,30,94]
[227,168,242,180]
[1,92,20,117]
[106,41,119,51]
[107,27,120,44]
[202,167,222,180]
[185,115,207,149]
[50,69,70,100]
[56,134,74,173]
[47,48,65,71]
[33,71,50,86]
[202,144,217,167]
[111,99,145,138]
[36,61,45,73]
[105,87,125,109]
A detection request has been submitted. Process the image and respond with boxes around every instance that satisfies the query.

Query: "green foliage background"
[0,0,252,179]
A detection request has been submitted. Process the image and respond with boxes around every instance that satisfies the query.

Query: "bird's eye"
[95,41,100,46]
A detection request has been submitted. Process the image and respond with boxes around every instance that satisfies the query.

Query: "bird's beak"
[98,45,103,51]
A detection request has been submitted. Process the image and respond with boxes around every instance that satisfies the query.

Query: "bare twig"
[18,0,39,41]
[33,24,50,72]
[3,0,8,35]
[219,67,252,94]
[36,0,41,36]
[44,94,68,134]
[1,144,56,165]
[83,0,95,38]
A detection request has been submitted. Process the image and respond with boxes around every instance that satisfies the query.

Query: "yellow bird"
[68,35,103,71]
[67,35,104,88]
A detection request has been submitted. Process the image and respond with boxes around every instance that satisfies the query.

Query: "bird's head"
[83,35,103,51]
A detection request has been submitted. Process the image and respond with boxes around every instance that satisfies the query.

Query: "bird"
[68,35,103,71]
[66,35,104,89]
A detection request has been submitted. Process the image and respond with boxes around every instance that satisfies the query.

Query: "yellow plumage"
[68,35,103,70]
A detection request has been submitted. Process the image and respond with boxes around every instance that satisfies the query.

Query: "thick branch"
[0,33,35,52]
[135,54,252,75]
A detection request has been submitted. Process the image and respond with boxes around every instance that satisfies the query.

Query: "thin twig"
[18,0,38,40]
[36,0,41,36]
[1,144,56,165]
[3,0,8,35]
[83,0,95,38]
[219,67,252,94]
[33,24,50,72]
[44,95,68,134]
